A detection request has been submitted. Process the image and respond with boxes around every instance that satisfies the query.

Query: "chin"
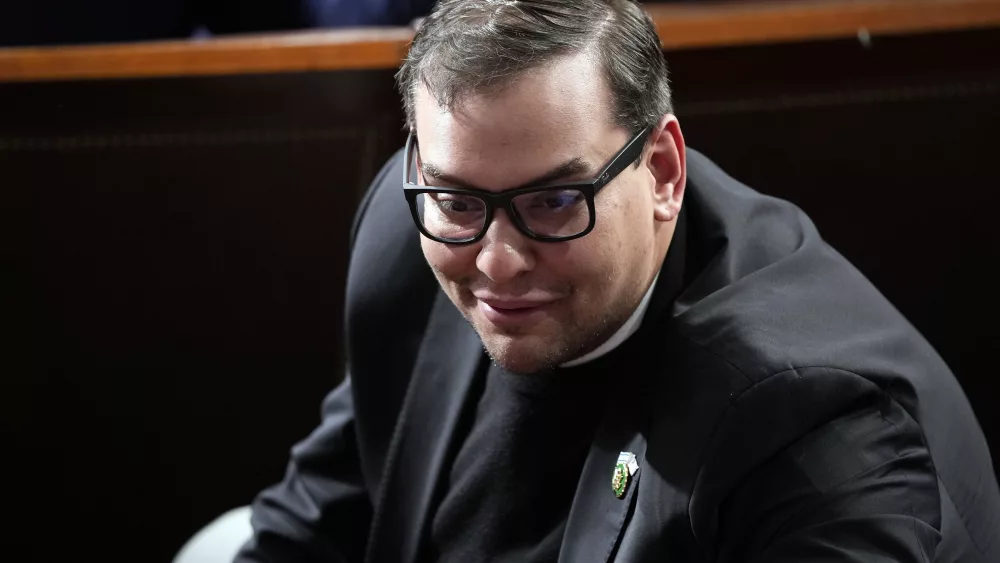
[478,330,569,375]
[488,350,553,376]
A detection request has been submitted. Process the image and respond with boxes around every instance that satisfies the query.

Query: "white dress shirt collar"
[560,273,659,368]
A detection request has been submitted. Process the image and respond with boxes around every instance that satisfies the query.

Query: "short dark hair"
[397,0,672,135]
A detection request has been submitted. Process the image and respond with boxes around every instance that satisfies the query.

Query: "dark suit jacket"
[237,148,1000,562]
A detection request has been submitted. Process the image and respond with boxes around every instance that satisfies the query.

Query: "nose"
[476,209,536,284]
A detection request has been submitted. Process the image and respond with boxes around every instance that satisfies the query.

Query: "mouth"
[476,297,559,328]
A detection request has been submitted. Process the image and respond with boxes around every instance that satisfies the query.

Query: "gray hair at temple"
[396,0,673,136]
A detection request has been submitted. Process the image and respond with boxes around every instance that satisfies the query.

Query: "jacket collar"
[559,208,688,561]
[364,291,485,563]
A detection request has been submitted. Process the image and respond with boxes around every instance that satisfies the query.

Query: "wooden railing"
[1,0,999,82]
[649,0,1000,49]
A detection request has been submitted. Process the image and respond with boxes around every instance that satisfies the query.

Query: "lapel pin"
[612,451,639,498]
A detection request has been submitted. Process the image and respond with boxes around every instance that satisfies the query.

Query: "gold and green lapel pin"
[613,451,639,498]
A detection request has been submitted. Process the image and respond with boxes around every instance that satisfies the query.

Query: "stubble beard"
[469,291,637,375]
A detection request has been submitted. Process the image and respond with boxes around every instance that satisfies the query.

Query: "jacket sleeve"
[712,370,942,562]
[234,376,372,563]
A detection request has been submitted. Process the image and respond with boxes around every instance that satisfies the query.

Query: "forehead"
[413,51,620,190]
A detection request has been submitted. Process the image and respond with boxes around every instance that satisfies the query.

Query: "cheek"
[606,187,651,243]
[578,196,646,280]
[421,238,476,281]
[540,237,614,292]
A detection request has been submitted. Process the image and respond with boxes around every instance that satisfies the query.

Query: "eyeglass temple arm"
[595,126,652,190]
[404,132,416,183]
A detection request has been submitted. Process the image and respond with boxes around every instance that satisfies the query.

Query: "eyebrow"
[420,157,593,192]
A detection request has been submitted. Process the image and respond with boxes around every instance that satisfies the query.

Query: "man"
[237,1,1000,561]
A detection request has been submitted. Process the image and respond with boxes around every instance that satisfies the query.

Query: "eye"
[429,193,485,213]
[533,190,584,210]
[441,199,469,212]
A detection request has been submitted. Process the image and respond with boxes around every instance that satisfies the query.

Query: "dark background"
[2,28,998,562]
[0,0,439,46]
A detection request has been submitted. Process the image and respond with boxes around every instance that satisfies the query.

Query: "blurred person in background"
[0,0,437,47]
[233,1,1000,562]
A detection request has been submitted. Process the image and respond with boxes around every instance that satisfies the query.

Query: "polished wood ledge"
[2,0,1000,83]
[650,0,1000,49]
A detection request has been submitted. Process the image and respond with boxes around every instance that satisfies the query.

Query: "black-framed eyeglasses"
[402,126,651,244]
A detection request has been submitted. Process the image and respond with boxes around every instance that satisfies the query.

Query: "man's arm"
[715,384,942,562]
[235,376,372,563]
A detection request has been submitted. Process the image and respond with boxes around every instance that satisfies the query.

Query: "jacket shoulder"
[346,150,440,461]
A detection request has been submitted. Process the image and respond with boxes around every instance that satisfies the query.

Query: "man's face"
[414,51,665,374]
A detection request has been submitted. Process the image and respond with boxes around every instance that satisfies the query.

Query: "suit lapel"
[365,290,484,563]
[558,392,649,563]
[559,208,688,562]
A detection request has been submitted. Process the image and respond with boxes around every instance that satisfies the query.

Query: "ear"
[645,114,687,222]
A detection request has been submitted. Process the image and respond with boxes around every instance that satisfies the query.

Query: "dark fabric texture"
[428,355,619,563]
[237,147,1000,563]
